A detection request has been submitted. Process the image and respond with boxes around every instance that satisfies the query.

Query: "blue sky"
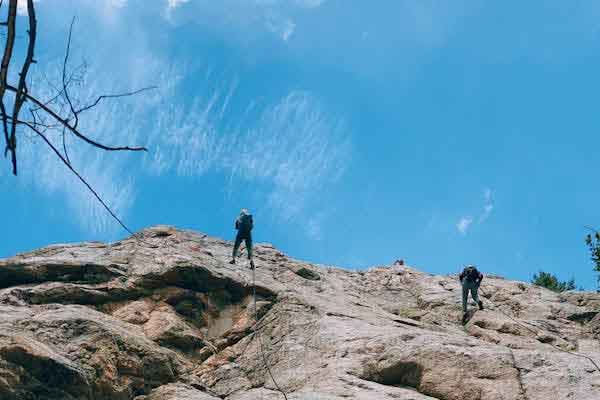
[1,0,600,289]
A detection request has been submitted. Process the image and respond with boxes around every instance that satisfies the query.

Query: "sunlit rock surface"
[0,225,599,399]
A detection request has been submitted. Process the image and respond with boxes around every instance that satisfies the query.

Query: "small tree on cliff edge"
[531,271,576,293]
[585,231,600,289]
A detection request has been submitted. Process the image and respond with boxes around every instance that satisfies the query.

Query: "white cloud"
[265,14,296,41]
[167,0,190,9]
[162,0,324,42]
[108,0,127,8]
[5,56,158,236]
[164,0,190,19]
[144,71,350,224]
[306,215,323,240]
[456,187,495,235]
[295,0,324,8]
[17,0,39,16]
[256,0,326,8]
[457,216,473,235]
[5,2,343,237]
[479,187,494,223]
[483,187,492,202]
[14,113,137,235]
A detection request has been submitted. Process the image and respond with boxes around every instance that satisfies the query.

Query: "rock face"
[0,225,599,399]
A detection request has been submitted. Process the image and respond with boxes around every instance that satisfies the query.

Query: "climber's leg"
[471,286,484,310]
[245,236,255,269]
[231,234,243,264]
[245,236,253,260]
[462,282,469,313]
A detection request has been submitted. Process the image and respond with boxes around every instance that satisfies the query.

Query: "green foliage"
[586,232,600,287]
[532,271,576,293]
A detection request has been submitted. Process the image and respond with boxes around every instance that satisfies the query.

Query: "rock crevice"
[0,226,597,399]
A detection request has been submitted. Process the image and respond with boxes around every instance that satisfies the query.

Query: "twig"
[61,16,78,129]
[6,84,148,152]
[76,86,157,115]
[22,121,136,236]
[61,126,70,165]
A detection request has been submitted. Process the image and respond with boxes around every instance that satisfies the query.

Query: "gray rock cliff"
[0,225,599,399]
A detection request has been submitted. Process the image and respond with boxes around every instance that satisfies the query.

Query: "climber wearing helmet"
[459,264,484,323]
[230,208,255,269]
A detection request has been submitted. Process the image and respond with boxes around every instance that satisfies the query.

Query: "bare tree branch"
[61,126,70,165]
[33,61,87,114]
[76,86,157,115]
[0,0,16,167]
[8,0,36,174]
[0,2,156,235]
[0,100,9,152]
[5,83,149,152]
[22,120,135,236]
[62,16,78,129]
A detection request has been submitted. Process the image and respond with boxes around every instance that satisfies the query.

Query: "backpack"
[238,213,253,234]
[463,266,480,282]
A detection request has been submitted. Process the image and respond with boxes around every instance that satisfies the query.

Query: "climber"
[459,264,484,323]
[230,208,255,269]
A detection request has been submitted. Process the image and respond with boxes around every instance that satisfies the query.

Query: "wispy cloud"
[167,0,190,10]
[2,57,160,235]
[3,1,344,237]
[456,216,473,235]
[265,13,296,41]
[162,0,326,42]
[145,68,350,224]
[456,187,495,235]
[9,53,349,237]
[293,0,325,8]
[306,214,324,241]
[479,187,494,223]
[12,110,138,235]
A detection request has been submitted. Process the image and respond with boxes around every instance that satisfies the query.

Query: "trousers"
[462,279,480,313]
[233,233,252,259]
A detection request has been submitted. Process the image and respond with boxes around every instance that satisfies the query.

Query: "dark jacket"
[459,267,483,285]
[235,214,253,237]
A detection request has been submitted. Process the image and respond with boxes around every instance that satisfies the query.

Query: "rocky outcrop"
[0,225,599,399]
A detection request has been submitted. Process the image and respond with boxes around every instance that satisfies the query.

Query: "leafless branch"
[0,0,16,167]
[5,83,149,152]
[8,0,37,174]
[0,1,157,235]
[61,126,70,165]
[62,17,78,130]
[75,86,157,115]
[22,120,135,236]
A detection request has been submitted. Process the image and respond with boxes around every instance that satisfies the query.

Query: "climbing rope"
[251,262,289,400]
[94,203,286,396]
[478,286,600,374]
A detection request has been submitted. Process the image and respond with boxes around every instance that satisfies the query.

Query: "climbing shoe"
[462,313,468,324]
[229,259,236,265]
[249,260,255,270]
[478,300,484,310]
